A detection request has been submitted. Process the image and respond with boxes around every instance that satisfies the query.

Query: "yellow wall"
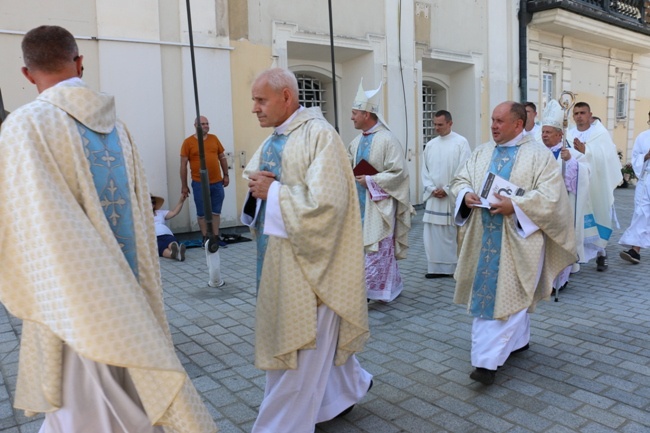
[229,40,275,212]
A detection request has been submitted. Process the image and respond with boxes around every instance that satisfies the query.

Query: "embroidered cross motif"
[469,145,520,319]
[76,121,139,277]
[100,179,127,226]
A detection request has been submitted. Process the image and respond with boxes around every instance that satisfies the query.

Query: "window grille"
[297,74,326,115]
[422,84,437,145]
[616,82,628,119]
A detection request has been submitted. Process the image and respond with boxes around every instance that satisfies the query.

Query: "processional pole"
[328,0,339,132]
[185,0,218,253]
[559,91,576,181]
[555,90,576,302]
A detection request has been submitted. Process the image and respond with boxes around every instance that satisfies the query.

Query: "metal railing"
[608,0,645,21]
[528,0,649,30]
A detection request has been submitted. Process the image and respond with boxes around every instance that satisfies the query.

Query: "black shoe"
[596,255,608,272]
[335,405,355,418]
[620,249,640,264]
[511,343,529,354]
[335,380,373,418]
[551,282,567,295]
[470,367,496,385]
[425,273,450,279]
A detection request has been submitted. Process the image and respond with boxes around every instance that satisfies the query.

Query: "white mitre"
[352,78,382,113]
[542,99,564,130]
[352,78,389,129]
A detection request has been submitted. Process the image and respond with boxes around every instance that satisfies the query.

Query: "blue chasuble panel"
[469,145,520,319]
[77,122,139,278]
[255,133,289,290]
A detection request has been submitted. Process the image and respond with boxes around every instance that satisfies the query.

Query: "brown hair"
[22,25,78,73]
[510,102,527,125]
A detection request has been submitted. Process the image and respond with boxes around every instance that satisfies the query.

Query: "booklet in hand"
[353,159,379,176]
[477,171,525,208]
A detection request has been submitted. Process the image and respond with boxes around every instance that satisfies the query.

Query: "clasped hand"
[432,188,447,199]
[248,171,276,200]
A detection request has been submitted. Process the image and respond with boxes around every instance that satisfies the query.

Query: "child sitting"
[152,194,187,261]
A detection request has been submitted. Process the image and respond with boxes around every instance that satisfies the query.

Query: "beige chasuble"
[347,125,412,259]
[451,135,577,319]
[0,81,216,433]
[244,108,370,370]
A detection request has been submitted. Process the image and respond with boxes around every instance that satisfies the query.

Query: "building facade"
[1,0,649,232]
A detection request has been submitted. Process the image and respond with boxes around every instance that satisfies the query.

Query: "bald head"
[194,116,210,137]
[251,68,300,128]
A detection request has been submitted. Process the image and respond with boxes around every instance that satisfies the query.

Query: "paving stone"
[2,188,650,432]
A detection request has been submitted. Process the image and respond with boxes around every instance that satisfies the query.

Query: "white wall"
[0,0,236,233]
[180,47,237,230]
[98,41,167,196]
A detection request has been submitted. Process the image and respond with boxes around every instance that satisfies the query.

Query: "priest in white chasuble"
[244,68,372,433]
[540,99,592,291]
[347,79,412,303]
[0,25,215,433]
[450,101,576,385]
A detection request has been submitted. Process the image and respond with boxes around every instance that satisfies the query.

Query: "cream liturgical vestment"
[451,134,577,320]
[348,125,411,259]
[567,121,622,258]
[243,107,370,371]
[0,80,216,433]
[551,144,592,263]
[619,129,650,249]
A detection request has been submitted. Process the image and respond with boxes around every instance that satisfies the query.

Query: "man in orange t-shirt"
[180,116,229,244]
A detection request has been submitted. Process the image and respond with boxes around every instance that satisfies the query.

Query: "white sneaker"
[169,242,179,260]
[570,263,580,274]
[208,280,225,288]
[178,244,186,262]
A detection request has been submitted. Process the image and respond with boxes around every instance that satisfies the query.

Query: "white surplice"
[421,131,471,274]
[567,121,622,259]
[252,305,372,433]
[619,129,650,249]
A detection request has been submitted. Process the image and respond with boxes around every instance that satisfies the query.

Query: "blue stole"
[355,134,374,224]
[254,133,289,289]
[469,145,520,319]
[552,148,561,160]
[76,122,139,278]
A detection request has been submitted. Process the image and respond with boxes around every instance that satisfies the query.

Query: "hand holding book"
[353,159,378,176]
[476,171,525,209]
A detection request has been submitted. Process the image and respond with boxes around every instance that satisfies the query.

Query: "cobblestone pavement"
[2,187,650,433]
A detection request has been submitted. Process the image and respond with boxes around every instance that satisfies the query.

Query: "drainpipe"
[518,0,533,102]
